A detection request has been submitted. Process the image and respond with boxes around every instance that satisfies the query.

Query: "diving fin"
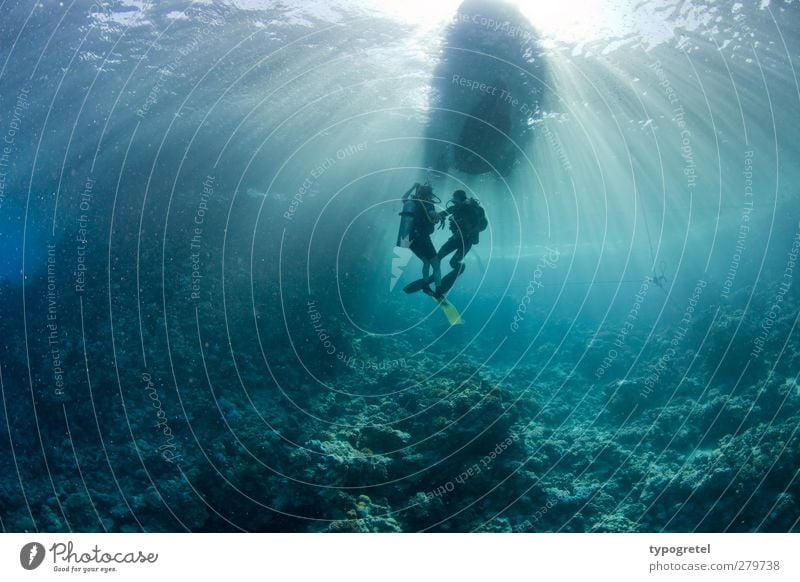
[403,278,431,294]
[433,296,463,325]
[404,280,463,325]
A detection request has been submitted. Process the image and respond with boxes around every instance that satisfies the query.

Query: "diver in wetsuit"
[397,183,442,291]
[435,189,487,295]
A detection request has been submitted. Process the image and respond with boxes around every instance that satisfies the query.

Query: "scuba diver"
[434,189,488,296]
[397,182,442,292]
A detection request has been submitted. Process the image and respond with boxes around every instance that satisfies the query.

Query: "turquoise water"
[0,0,798,532]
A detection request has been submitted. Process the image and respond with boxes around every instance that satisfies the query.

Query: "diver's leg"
[437,236,458,262]
[448,235,467,269]
[410,238,429,279]
[432,256,442,291]
[438,238,469,295]
[419,236,437,289]
[438,263,465,294]
[450,240,472,269]
[409,239,422,262]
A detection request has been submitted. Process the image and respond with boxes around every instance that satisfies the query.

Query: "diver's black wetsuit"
[437,200,483,293]
[409,217,436,262]
[438,230,474,269]
[400,186,441,287]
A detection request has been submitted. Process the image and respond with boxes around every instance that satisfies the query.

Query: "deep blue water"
[0,0,798,532]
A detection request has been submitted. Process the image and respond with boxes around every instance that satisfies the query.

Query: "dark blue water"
[0,0,798,532]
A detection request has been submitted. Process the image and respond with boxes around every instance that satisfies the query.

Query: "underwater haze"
[0,0,799,532]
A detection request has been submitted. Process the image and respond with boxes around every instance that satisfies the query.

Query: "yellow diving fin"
[433,296,464,325]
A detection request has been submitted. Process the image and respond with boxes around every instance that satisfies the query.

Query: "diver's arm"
[437,206,454,223]
[402,183,420,201]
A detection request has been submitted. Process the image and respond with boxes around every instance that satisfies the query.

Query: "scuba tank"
[397,197,417,247]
